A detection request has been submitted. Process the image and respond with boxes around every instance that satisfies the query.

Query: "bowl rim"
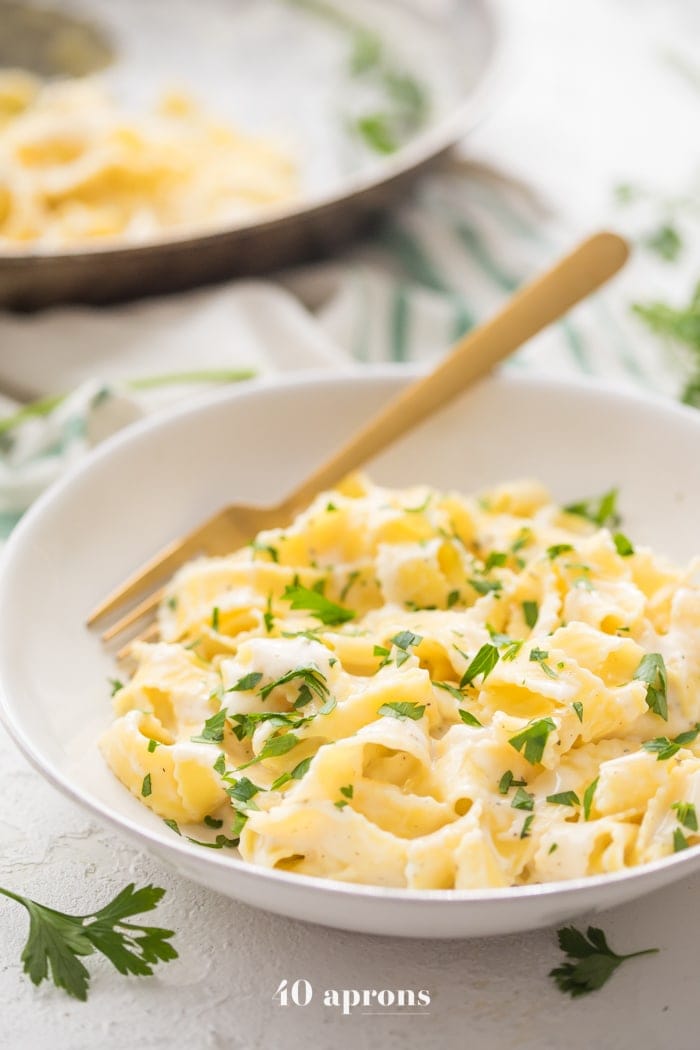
[2,365,700,906]
[0,0,512,266]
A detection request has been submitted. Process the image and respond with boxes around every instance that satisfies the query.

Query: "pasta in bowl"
[4,369,700,936]
[101,472,700,890]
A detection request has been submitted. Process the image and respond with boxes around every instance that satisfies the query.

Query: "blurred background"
[0,0,698,506]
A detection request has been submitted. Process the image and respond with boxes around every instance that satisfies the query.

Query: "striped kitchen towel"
[0,158,694,537]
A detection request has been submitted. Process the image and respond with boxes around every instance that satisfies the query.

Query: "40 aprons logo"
[273,978,431,1016]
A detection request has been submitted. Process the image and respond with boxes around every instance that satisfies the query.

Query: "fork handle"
[279,231,629,515]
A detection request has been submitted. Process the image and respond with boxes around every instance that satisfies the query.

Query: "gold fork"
[88,231,629,653]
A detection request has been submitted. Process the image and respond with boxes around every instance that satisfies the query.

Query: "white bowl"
[1,368,700,938]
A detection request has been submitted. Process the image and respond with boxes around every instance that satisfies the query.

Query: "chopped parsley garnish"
[211,606,220,631]
[572,701,584,723]
[390,630,423,667]
[225,776,261,809]
[458,708,482,727]
[141,774,152,797]
[501,639,524,662]
[583,777,599,820]
[213,753,226,776]
[250,540,279,563]
[236,731,300,770]
[259,665,330,705]
[529,648,558,678]
[520,814,534,838]
[434,680,464,701]
[550,925,658,997]
[146,739,159,753]
[613,532,635,557]
[189,834,239,850]
[108,677,124,696]
[469,578,503,596]
[633,653,668,720]
[340,570,360,603]
[230,710,308,742]
[163,819,181,835]
[511,787,535,811]
[203,815,223,829]
[263,595,275,634]
[227,811,246,838]
[642,724,700,760]
[191,708,228,744]
[522,600,539,629]
[547,544,574,559]
[484,551,507,571]
[511,528,532,553]
[498,770,526,794]
[378,701,426,721]
[673,828,690,852]
[227,672,263,693]
[547,790,580,807]
[672,801,698,830]
[0,881,177,1001]
[508,717,556,765]
[563,489,620,529]
[644,223,683,262]
[165,595,178,611]
[270,755,313,791]
[460,643,499,687]
[447,589,460,609]
[281,581,355,626]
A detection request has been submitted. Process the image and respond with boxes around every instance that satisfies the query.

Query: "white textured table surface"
[2,1,700,1048]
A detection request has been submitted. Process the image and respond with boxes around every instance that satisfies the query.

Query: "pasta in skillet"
[100,475,700,889]
[0,71,297,248]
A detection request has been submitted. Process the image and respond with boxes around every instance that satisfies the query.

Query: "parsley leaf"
[191,708,228,744]
[259,665,329,705]
[547,790,580,807]
[236,731,300,770]
[378,701,426,721]
[460,643,499,687]
[520,814,534,838]
[390,630,423,667]
[583,777,599,820]
[469,578,503,596]
[529,648,558,678]
[642,724,700,761]
[511,786,535,811]
[0,882,176,1001]
[673,828,690,852]
[458,708,483,727]
[572,701,584,723]
[498,770,525,794]
[633,653,669,720]
[227,672,263,692]
[270,755,314,790]
[508,717,556,765]
[564,489,620,529]
[522,600,539,629]
[613,532,635,557]
[281,582,355,626]
[550,925,658,997]
[672,801,698,831]
[547,544,574,559]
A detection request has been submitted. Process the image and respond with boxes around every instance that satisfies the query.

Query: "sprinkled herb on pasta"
[100,475,700,889]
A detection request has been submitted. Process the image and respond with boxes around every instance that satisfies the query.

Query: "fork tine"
[115,621,160,662]
[87,533,204,627]
[101,587,165,642]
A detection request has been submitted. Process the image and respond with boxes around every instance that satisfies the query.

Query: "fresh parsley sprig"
[0,882,176,1001]
[550,925,658,997]
[281,582,355,626]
